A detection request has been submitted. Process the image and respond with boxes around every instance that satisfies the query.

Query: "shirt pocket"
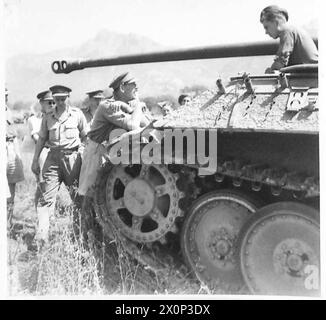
[49,123,60,141]
[64,122,79,139]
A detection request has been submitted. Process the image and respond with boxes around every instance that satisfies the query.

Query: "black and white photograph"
[1,0,323,300]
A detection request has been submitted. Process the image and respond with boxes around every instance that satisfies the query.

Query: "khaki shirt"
[82,107,94,133]
[39,106,87,150]
[272,25,318,70]
[87,98,136,144]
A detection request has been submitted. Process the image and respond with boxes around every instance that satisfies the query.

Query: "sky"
[3,0,321,58]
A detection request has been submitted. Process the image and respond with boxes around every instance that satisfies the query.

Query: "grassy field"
[7,124,203,297]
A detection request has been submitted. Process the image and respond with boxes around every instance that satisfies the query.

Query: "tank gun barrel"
[51,39,318,74]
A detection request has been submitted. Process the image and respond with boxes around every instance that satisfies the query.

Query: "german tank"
[52,40,319,296]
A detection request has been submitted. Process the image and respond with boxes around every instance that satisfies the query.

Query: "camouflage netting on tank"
[156,85,318,133]
[231,94,318,132]
[155,89,239,129]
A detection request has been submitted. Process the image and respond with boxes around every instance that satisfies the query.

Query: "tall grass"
[34,209,104,295]
[8,129,105,296]
[8,123,202,296]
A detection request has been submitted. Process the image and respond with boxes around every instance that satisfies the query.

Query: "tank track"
[209,157,319,198]
[84,156,319,293]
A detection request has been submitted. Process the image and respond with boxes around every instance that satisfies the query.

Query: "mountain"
[5,30,272,104]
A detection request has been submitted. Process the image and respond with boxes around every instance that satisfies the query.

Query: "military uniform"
[82,90,105,132]
[272,25,318,70]
[78,72,151,196]
[78,97,137,195]
[31,90,54,207]
[82,107,94,132]
[38,105,87,203]
[35,85,87,241]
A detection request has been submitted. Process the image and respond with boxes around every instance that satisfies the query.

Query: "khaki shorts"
[78,139,107,196]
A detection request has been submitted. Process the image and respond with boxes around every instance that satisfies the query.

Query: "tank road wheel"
[239,202,320,296]
[181,190,260,292]
[104,164,184,244]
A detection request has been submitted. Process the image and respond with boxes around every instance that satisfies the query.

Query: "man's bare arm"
[31,136,46,176]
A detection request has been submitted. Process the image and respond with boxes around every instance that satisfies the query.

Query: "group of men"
[6,72,151,246]
[6,4,318,247]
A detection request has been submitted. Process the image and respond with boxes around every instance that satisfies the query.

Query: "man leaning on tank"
[78,72,151,197]
[31,85,88,245]
[260,5,318,74]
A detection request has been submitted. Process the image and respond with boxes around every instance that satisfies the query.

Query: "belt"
[50,146,79,155]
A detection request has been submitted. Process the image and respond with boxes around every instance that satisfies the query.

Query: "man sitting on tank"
[260,5,318,74]
[78,72,151,197]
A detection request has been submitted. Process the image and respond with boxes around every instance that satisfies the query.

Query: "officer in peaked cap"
[78,72,151,197]
[82,90,105,131]
[29,90,55,144]
[37,90,53,101]
[27,91,56,211]
[36,90,55,116]
[49,85,72,97]
[86,90,105,99]
[31,84,87,246]
[109,72,137,91]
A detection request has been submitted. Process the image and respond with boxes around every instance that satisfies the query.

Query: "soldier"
[178,94,191,106]
[28,90,55,207]
[260,5,318,73]
[82,90,105,132]
[28,90,55,144]
[6,88,25,229]
[78,72,151,196]
[31,85,88,244]
[158,101,173,116]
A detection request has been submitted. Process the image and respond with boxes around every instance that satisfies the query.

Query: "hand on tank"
[140,114,152,127]
[131,101,151,127]
[120,102,134,114]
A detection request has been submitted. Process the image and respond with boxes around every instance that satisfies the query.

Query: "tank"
[52,40,319,296]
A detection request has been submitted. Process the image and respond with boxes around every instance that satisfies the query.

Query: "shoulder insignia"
[104,101,123,115]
